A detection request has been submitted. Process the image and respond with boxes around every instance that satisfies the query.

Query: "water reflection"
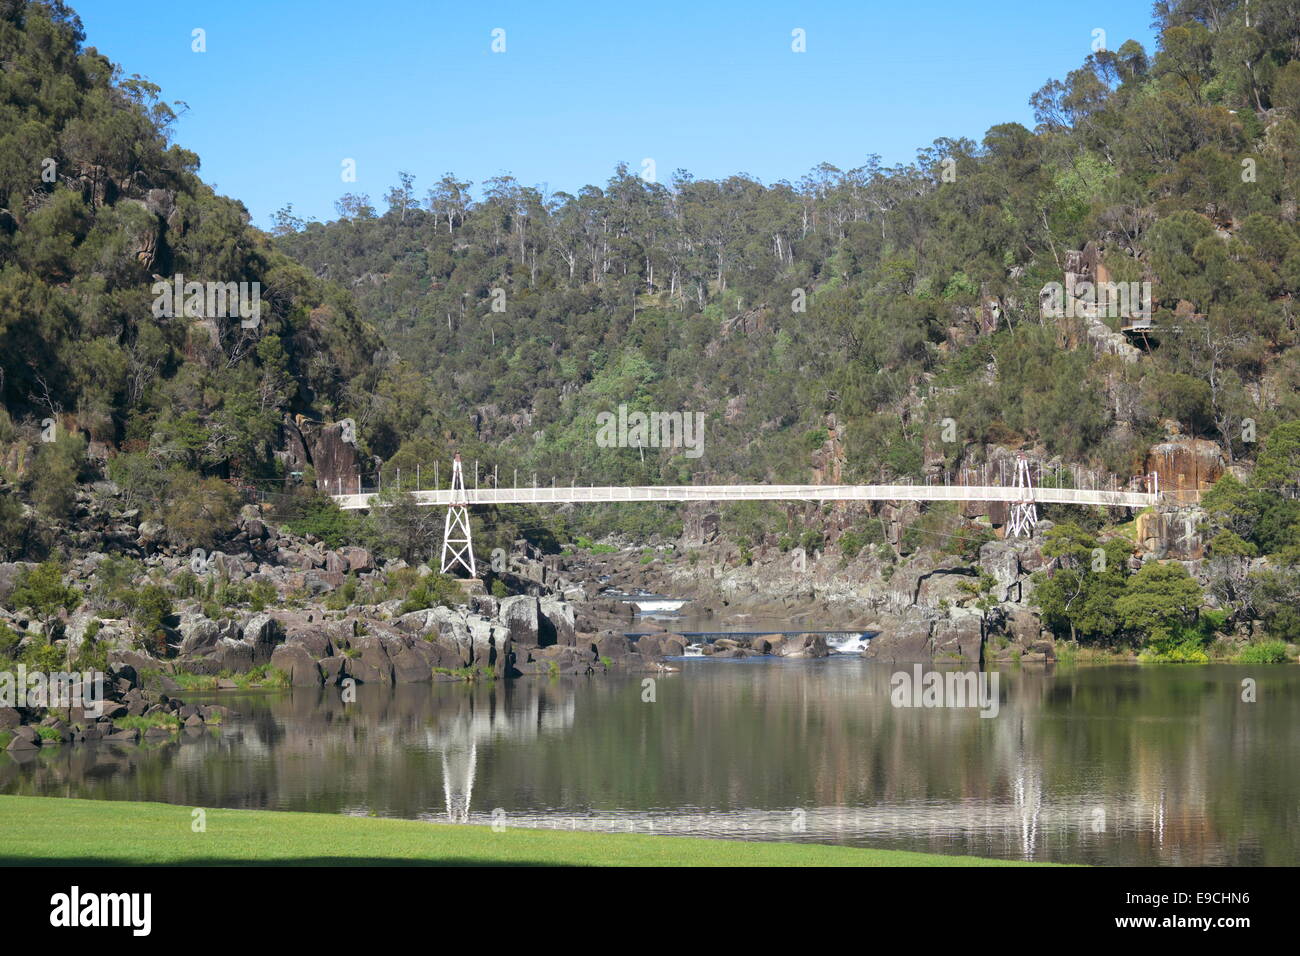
[2,660,1295,865]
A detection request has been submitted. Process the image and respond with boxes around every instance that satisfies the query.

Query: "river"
[2,656,1296,865]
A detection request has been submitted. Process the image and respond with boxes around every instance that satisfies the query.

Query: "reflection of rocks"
[2,659,234,759]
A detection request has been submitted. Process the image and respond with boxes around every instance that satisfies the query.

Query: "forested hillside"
[2,0,1300,648]
[0,0,400,554]
[280,1,1300,498]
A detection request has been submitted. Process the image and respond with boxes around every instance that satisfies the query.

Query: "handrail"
[332,483,1159,511]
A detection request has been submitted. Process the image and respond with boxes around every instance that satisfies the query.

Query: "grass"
[1233,640,1292,664]
[140,665,290,692]
[112,713,182,732]
[0,795,1039,867]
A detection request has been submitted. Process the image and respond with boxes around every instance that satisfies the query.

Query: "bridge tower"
[1006,453,1038,539]
[440,454,477,576]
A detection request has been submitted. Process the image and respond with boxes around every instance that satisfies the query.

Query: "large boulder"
[242,613,284,664]
[269,644,323,686]
[387,638,440,683]
[283,626,332,659]
[212,638,255,674]
[339,546,374,573]
[932,613,983,662]
[779,633,829,659]
[498,595,540,646]
[1004,609,1042,647]
[539,598,577,646]
[346,635,393,684]
[178,617,221,656]
[467,616,512,677]
[591,632,631,659]
[864,619,934,663]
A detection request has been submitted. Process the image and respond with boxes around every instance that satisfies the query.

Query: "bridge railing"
[332,483,1158,511]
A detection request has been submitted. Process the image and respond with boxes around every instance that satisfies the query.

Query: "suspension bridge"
[331,456,1162,576]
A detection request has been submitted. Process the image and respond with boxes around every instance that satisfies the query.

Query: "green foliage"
[396,573,465,614]
[27,432,85,520]
[162,475,240,551]
[125,583,172,649]
[1235,640,1290,664]
[1115,562,1205,646]
[283,493,361,550]
[9,561,80,631]
[1032,524,1131,644]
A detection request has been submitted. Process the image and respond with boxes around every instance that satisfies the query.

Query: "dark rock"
[932,615,983,662]
[212,638,255,674]
[498,595,540,646]
[270,644,323,686]
[864,620,935,663]
[539,599,577,646]
[318,657,345,685]
[345,636,393,684]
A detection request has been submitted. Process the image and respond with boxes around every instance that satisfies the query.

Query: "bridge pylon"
[1006,454,1038,539]
[440,455,477,577]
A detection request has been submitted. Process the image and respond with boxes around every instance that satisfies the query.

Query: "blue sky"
[70,0,1159,229]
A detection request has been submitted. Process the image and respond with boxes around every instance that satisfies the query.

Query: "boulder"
[1005,610,1042,647]
[467,617,512,677]
[283,627,332,659]
[779,633,829,659]
[388,639,438,683]
[498,595,540,646]
[270,644,323,686]
[6,733,38,752]
[0,706,21,731]
[179,617,221,656]
[933,613,983,662]
[591,632,631,659]
[539,598,577,646]
[340,546,374,573]
[242,613,284,663]
[346,636,393,684]
[212,638,255,674]
[864,619,934,663]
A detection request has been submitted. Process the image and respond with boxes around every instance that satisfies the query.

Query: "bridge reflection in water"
[1,661,1284,865]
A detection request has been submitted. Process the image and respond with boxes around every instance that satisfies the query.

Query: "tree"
[163,476,240,551]
[27,432,86,520]
[1115,562,1204,646]
[9,561,81,667]
[1033,523,1130,643]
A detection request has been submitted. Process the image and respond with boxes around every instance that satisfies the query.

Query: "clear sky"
[68,0,1159,229]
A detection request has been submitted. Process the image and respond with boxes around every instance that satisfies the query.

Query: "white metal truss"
[440,455,477,576]
[336,482,1157,511]
[1006,454,1038,539]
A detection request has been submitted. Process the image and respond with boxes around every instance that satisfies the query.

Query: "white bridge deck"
[333,483,1158,511]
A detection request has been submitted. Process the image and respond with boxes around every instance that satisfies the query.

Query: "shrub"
[27,432,86,520]
[10,562,80,648]
[283,493,359,549]
[397,574,465,614]
[1235,640,1290,664]
[162,475,240,550]
[248,580,278,612]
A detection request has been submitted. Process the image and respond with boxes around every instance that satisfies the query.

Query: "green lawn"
[0,795,1038,866]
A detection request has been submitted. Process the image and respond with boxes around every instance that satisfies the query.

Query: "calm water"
[3,658,1298,865]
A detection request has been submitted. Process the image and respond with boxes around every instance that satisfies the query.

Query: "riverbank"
[0,795,1036,867]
